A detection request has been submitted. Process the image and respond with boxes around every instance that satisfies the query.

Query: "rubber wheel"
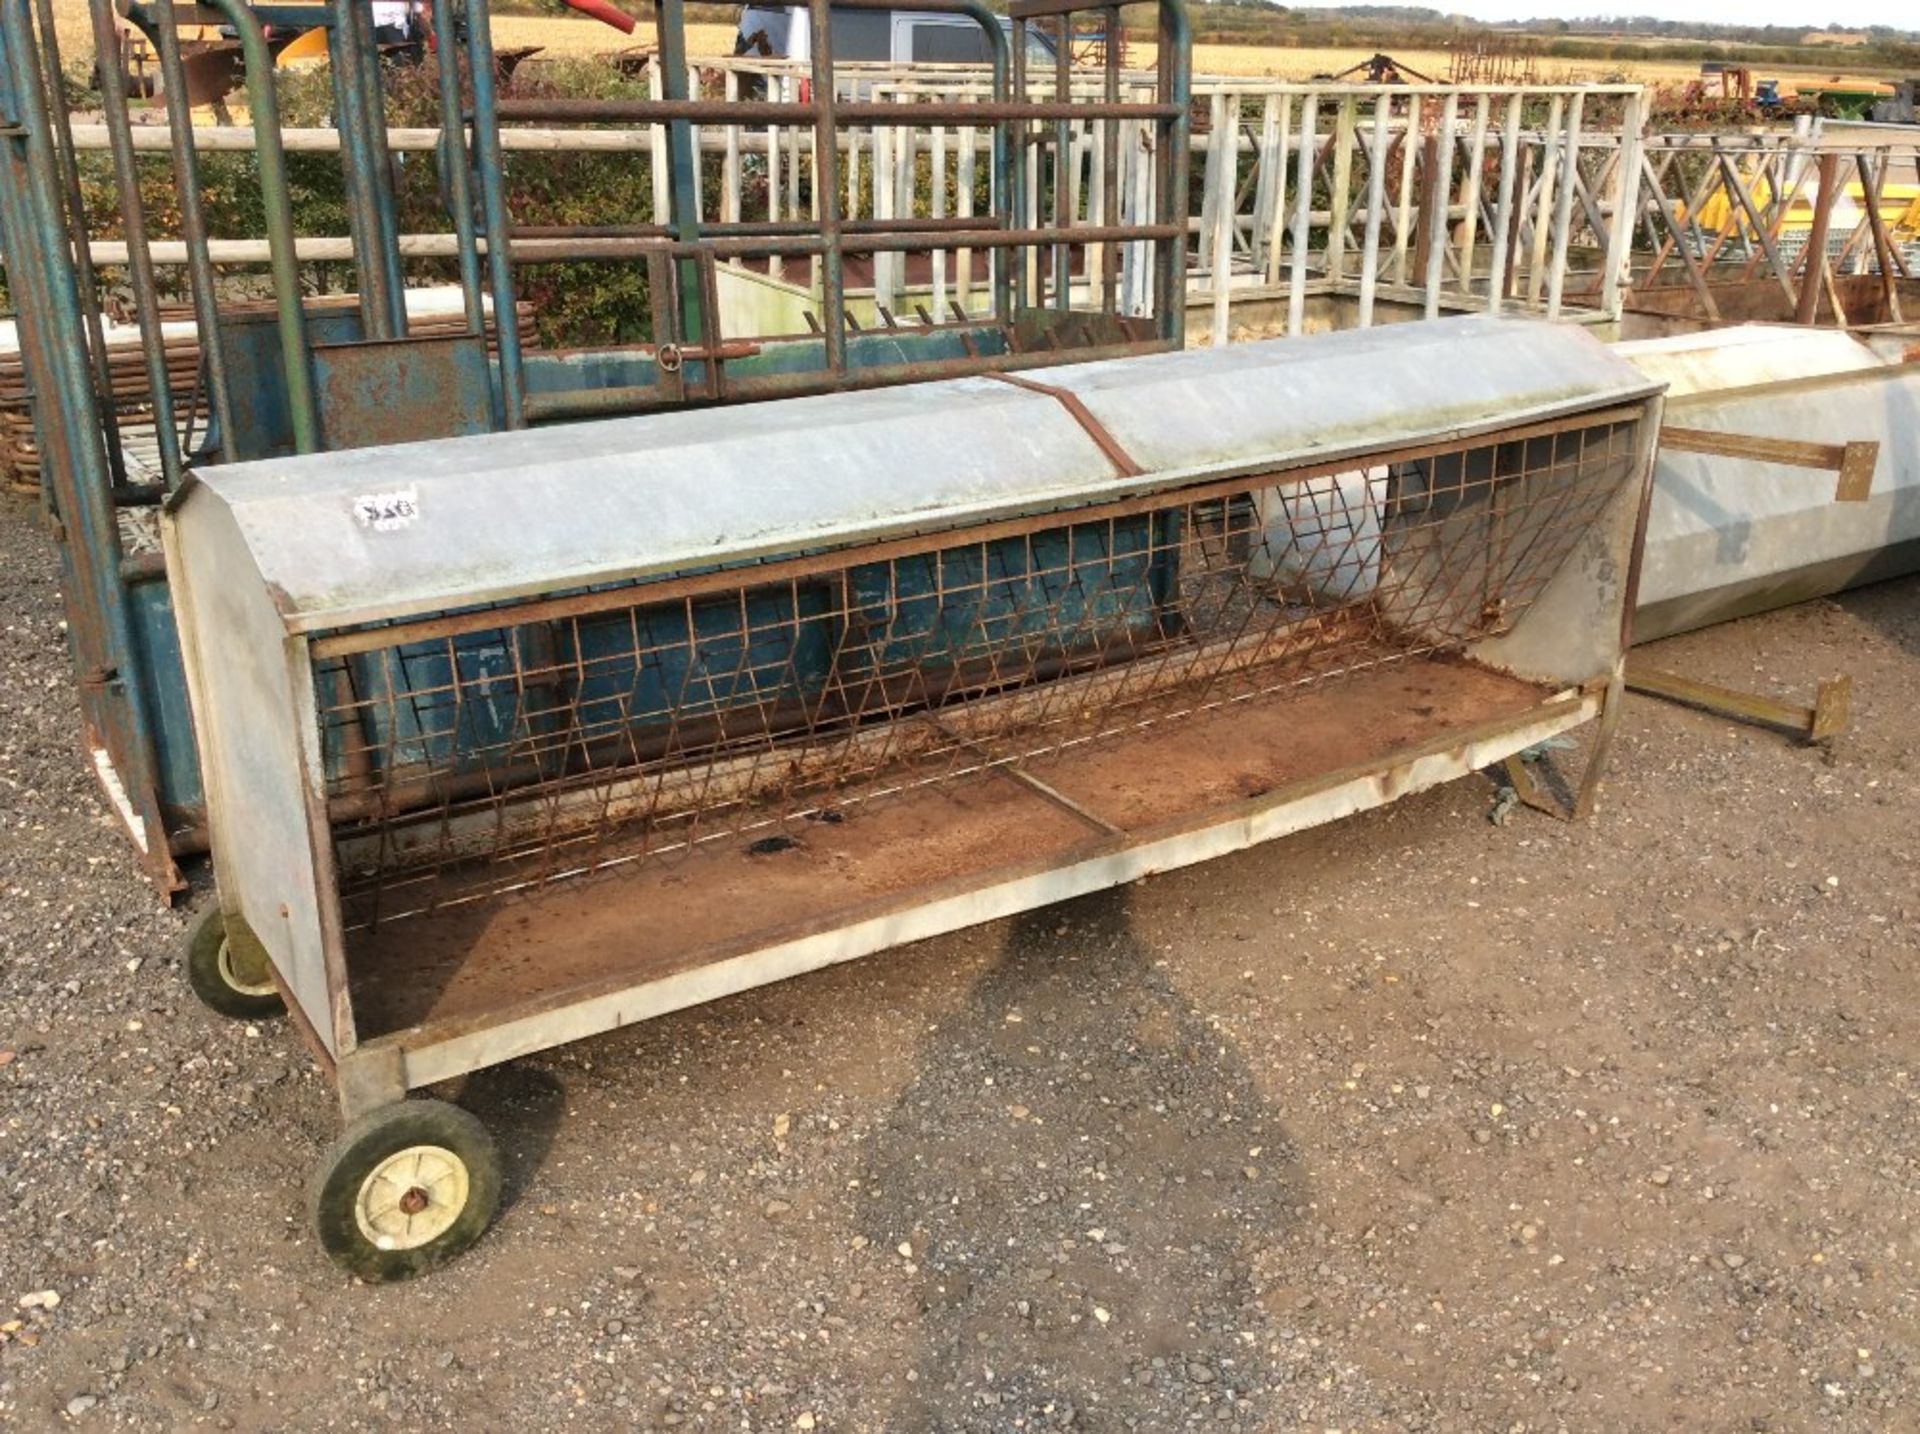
[309,1100,502,1282]
[182,905,285,1021]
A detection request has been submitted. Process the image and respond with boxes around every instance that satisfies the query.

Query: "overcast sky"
[1280,1,1910,25]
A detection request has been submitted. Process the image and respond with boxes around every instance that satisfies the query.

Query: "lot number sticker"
[353,488,420,532]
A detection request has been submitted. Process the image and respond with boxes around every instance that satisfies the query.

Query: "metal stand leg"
[1625,662,1852,746]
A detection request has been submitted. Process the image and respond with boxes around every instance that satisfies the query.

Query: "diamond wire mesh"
[315,415,1639,928]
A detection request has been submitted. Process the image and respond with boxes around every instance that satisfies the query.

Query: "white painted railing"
[60,66,1673,341]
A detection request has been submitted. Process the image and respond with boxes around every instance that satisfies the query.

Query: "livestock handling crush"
[163,315,1664,1277]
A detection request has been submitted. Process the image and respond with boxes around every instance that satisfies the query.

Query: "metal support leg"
[1625,664,1852,746]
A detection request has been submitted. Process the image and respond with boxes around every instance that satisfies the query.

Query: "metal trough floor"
[347,652,1564,1046]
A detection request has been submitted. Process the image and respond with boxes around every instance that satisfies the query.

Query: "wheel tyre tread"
[182,906,285,1021]
[309,1100,501,1282]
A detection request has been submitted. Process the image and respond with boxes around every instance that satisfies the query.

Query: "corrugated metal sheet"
[172,314,1659,634]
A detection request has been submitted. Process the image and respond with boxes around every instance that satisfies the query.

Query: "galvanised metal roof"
[170,313,1660,633]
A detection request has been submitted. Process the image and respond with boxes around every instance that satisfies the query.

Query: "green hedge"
[51,57,699,350]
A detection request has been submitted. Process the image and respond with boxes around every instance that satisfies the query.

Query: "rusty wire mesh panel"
[315,412,1640,927]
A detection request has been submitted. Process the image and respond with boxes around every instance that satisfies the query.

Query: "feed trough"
[163,314,1663,1277]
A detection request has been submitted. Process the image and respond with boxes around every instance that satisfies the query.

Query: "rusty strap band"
[988,372,1145,478]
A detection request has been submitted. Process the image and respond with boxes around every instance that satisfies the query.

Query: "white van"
[734,4,1060,68]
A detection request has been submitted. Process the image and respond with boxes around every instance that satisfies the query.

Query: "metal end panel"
[183,315,1660,635]
[159,495,339,1051]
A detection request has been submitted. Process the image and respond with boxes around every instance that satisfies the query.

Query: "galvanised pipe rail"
[520,333,1176,421]
[77,222,1184,265]
[174,0,320,452]
[328,0,396,339]
[83,0,181,486]
[655,0,708,345]
[341,0,408,336]
[430,0,486,334]
[495,99,1180,123]
[461,0,1177,415]
[464,0,528,427]
[34,0,131,489]
[806,0,846,368]
[124,0,238,454]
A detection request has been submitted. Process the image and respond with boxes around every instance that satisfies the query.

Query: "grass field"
[469,23,1810,87]
[533,25,1908,89]
[39,1,1908,92]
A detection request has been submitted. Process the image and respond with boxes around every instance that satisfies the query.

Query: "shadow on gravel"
[458,1063,566,1217]
[858,885,1301,1430]
[1832,572,1920,658]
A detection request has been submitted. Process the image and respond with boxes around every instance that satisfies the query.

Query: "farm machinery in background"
[1660,64,1901,127]
[1313,36,1540,88]
[116,0,640,107]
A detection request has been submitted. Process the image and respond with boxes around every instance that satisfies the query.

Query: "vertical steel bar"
[1357,95,1389,326]
[1391,92,1420,285]
[1286,92,1317,337]
[328,6,383,335]
[330,0,404,337]
[807,107,820,298]
[648,53,671,227]
[1206,92,1231,345]
[1486,92,1521,317]
[148,0,235,452]
[464,0,526,427]
[1545,91,1583,320]
[786,106,801,232]
[1250,93,1277,279]
[656,0,707,343]
[1326,94,1355,286]
[1458,92,1488,294]
[1154,0,1191,345]
[200,0,317,451]
[430,0,485,334]
[1138,112,1156,317]
[1422,92,1457,319]
[986,26,1010,325]
[1263,95,1291,288]
[956,120,975,314]
[56,0,131,485]
[768,115,784,279]
[1011,13,1031,312]
[932,122,948,317]
[1503,141,1533,306]
[872,122,892,311]
[1600,89,1640,321]
[807,0,844,365]
[722,68,741,268]
[1051,12,1071,310]
[1100,4,1120,315]
[1527,94,1564,307]
[350,0,408,335]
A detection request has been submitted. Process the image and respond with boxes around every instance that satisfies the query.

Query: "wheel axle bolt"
[399,1187,430,1216]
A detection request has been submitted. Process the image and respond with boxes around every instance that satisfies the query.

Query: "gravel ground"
[2,486,1917,1432]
